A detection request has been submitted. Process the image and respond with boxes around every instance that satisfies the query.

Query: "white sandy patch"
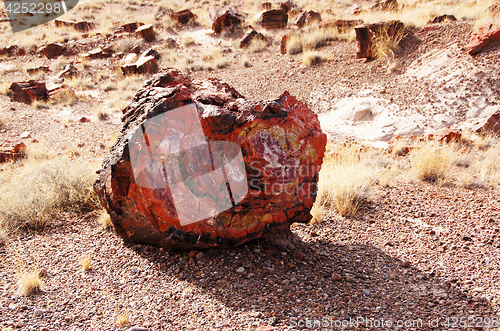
[318,97,425,147]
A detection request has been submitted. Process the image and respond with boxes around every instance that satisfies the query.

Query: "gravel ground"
[1,14,500,331]
[1,181,499,330]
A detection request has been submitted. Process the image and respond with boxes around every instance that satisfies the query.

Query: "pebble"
[332,273,342,281]
[34,309,45,317]
[128,327,149,331]
[363,289,371,296]
[236,267,245,273]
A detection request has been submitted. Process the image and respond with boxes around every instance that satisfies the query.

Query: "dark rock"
[40,43,65,59]
[172,9,196,25]
[136,24,155,42]
[239,29,266,48]
[54,19,95,32]
[260,9,288,29]
[0,143,26,163]
[83,48,113,59]
[26,66,50,75]
[0,45,26,57]
[354,20,404,59]
[294,10,321,28]
[141,48,161,61]
[466,23,500,55]
[210,6,246,34]
[121,22,144,33]
[428,15,457,24]
[471,110,500,135]
[280,0,301,14]
[94,68,327,250]
[280,34,290,54]
[9,81,48,104]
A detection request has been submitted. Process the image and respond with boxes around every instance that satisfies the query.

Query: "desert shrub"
[409,142,458,183]
[302,50,331,66]
[286,27,347,55]
[313,144,376,218]
[0,159,100,235]
[372,24,406,60]
[112,37,145,53]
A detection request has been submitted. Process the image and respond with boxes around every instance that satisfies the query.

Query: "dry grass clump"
[0,159,100,236]
[240,55,251,67]
[97,210,113,229]
[409,142,459,183]
[0,81,11,96]
[477,140,500,185]
[246,38,267,53]
[312,144,378,219]
[79,255,92,271]
[182,36,197,47]
[69,76,95,90]
[112,37,145,54]
[286,27,349,55]
[117,312,131,326]
[17,270,43,296]
[106,75,144,112]
[372,25,405,60]
[180,50,230,72]
[302,50,331,66]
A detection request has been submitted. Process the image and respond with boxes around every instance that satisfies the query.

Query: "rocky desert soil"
[1,1,500,330]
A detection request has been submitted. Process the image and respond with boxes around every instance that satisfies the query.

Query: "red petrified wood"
[210,6,246,34]
[0,143,26,163]
[466,24,500,55]
[9,81,49,104]
[94,68,327,250]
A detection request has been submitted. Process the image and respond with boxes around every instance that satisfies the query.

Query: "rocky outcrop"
[466,24,500,55]
[94,68,327,250]
[210,6,246,34]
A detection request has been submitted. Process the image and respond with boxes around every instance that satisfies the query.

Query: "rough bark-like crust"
[94,68,326,250]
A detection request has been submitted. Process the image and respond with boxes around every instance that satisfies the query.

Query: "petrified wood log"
[9,81,49,104]
[260,9,288,29]
[94,68,327,250]
[210,6,245,34]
